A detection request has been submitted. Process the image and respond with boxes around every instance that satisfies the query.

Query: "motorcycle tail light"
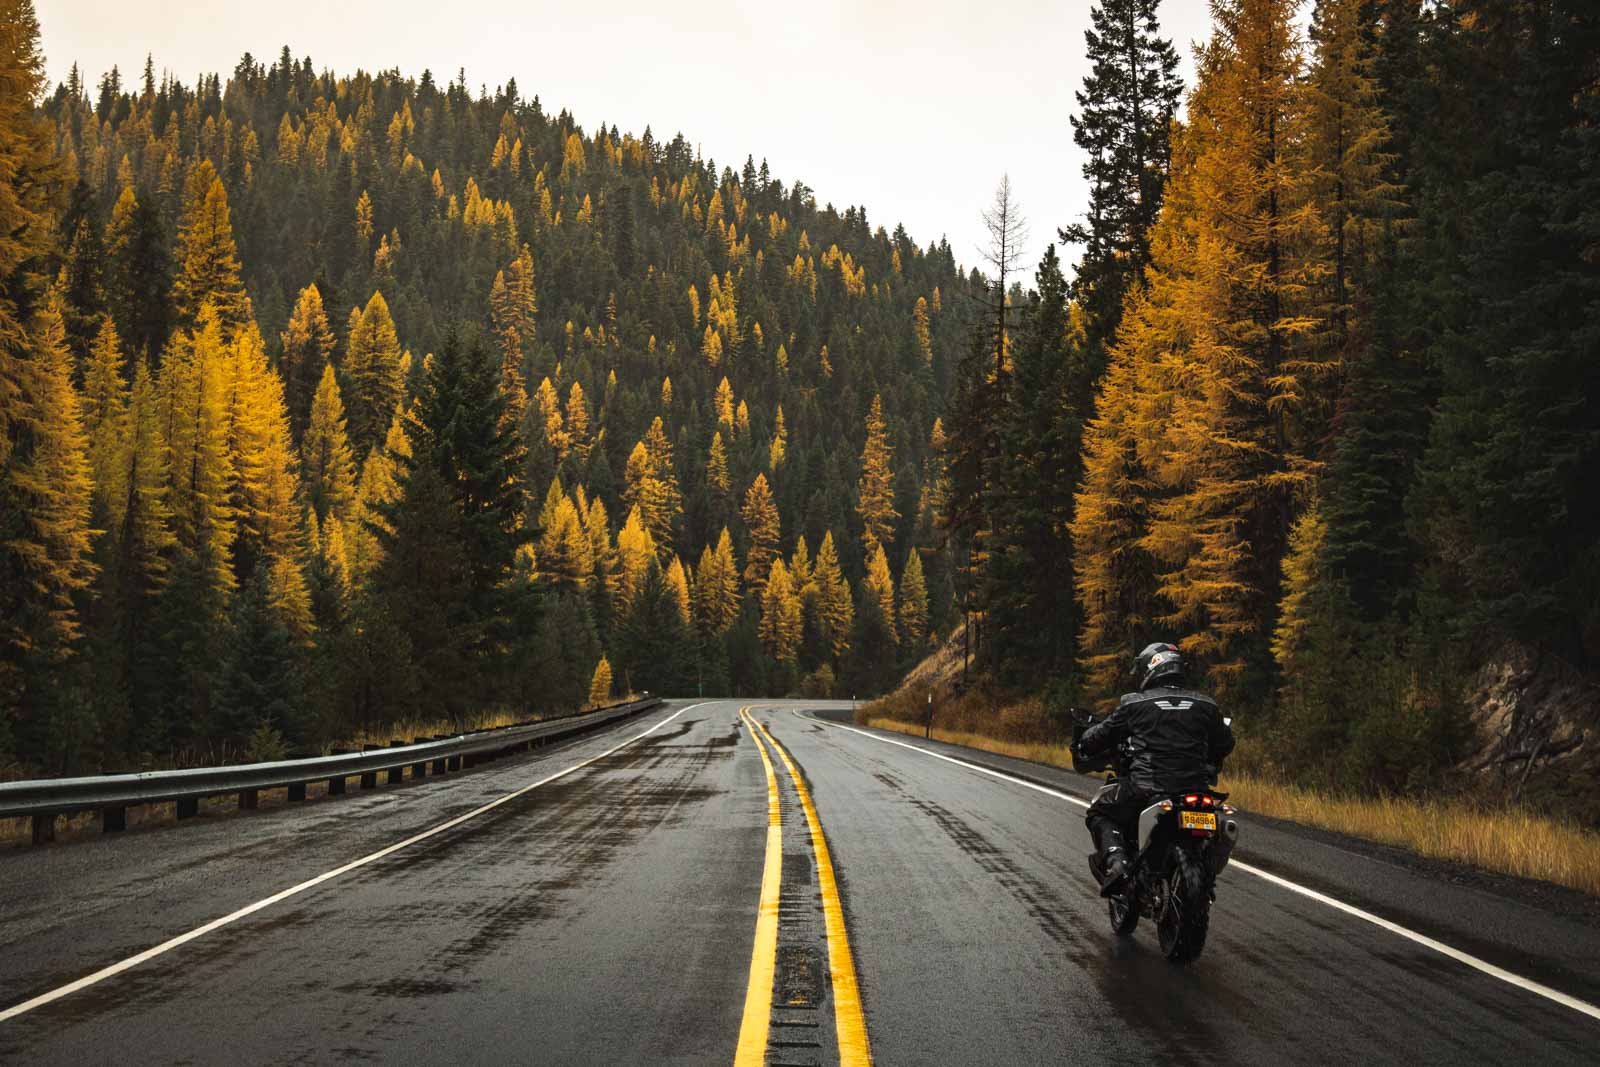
[1202,795,1214,807]
[1184,794,1198,806]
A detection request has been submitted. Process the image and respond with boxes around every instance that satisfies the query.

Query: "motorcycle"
[1070,711,1240,963]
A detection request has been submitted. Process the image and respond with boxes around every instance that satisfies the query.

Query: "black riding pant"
[1085,779,1150,854]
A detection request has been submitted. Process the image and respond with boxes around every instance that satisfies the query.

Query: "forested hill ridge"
[1,21,973,774]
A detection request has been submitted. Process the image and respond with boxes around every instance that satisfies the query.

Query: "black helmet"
[1133,642,1185,691]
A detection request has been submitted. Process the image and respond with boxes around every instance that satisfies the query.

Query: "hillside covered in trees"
[938,0,1599,813]
[0,0,971,774]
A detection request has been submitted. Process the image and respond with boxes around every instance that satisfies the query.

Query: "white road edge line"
[803,710,1600,1025]
[0,702,706,1025]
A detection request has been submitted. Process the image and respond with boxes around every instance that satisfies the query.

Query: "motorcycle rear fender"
[1138,800,1168,848]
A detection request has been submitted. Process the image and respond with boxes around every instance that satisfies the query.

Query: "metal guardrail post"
[103,806,127,832]
[288,782,306,802]
[239,789,259,810]
[359,744,380,789]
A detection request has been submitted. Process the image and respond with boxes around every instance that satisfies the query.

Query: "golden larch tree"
[589,655,613,707]
[301,363,356,524]
[343,291,406,457]
[857,394,898,554]
[864,544,898,647]
[171,161,251,336]
[741,473,781,596]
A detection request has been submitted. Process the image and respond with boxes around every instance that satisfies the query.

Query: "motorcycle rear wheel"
[1156,851,1210,962]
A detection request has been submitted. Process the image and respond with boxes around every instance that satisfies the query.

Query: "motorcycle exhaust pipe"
[1211,818,1239,876]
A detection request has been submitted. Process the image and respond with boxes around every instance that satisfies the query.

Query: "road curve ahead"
[2,698,1598,1064]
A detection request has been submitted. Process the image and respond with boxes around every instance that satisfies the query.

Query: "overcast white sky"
[36,0,1220,279]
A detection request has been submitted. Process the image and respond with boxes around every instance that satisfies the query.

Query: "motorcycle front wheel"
[1156,849,1210,962]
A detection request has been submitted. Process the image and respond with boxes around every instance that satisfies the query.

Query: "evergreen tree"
[171,162,251,336]
[741,473,781,596]
[899,549,930,658]
[665,556,693,626]
[348,407,409,585]
[1060,0,1184,358]
[102,186,171,364]
[57,193,107,358]
[694,526,740,635]
[343,291,406,457]
[302,364,357,524]
[0,294,97,755]
[279,283,336,439]
[1112,0,1320,701]
[706,431,732,530]
[82,317,130,519]
[642,417,683,555]
[811,531,854,662]
[759,557,802,665]
[372,328,527,719]
[589,655,613,706]
[985,244,1086,685]
[536,480,592,590]
[615,560,695,696]
[865,544,898,648]
[1410,1,1600,666]
[102,360,175,751]
[159,307,239,602]
[856,394,898,554]
[612,501,656,604]
[488,244,536,429]
[212,571,306,745]
[0,0,61,398]
[1071,311,1160,697]
[225,325,311,638]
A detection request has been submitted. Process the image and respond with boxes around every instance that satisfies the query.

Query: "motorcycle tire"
[1156,848,1210,963]
[1107,887,1139,936]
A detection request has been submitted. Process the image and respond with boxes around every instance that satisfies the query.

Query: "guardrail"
[1,697,666,845]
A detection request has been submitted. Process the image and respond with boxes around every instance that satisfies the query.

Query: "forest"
[3,0,1597,811]
[0,0,967,774]
[936,0,1599,810]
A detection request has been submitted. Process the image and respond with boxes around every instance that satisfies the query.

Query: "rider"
[1075,642,1234,897]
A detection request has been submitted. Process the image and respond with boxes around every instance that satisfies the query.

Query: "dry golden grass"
[337,709,532,752]
[1218,773,1600,897]
[865,716,1078,769]
[864,715,1600,897]
[330,693,642,753]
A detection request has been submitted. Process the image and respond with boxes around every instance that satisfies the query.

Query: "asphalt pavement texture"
[2,698,1598,1064]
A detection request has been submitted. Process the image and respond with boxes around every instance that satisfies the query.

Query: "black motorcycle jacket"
[1077,685,1234,794]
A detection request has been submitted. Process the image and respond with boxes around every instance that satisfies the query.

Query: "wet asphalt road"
[2,698,1598,1064]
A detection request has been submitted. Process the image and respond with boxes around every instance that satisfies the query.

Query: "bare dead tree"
[978,174,1030,386]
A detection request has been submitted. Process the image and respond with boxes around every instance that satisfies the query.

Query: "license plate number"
[1180,811,1217,832]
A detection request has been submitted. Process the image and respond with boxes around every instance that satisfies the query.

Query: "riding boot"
[1095,826,1132,898]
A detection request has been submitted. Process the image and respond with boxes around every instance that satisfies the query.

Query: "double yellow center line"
[736,708,873,1067]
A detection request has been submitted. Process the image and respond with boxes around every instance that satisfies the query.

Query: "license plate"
[1180,811,1217,832]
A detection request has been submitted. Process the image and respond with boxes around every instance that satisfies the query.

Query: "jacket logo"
[1155,700,1194,711]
